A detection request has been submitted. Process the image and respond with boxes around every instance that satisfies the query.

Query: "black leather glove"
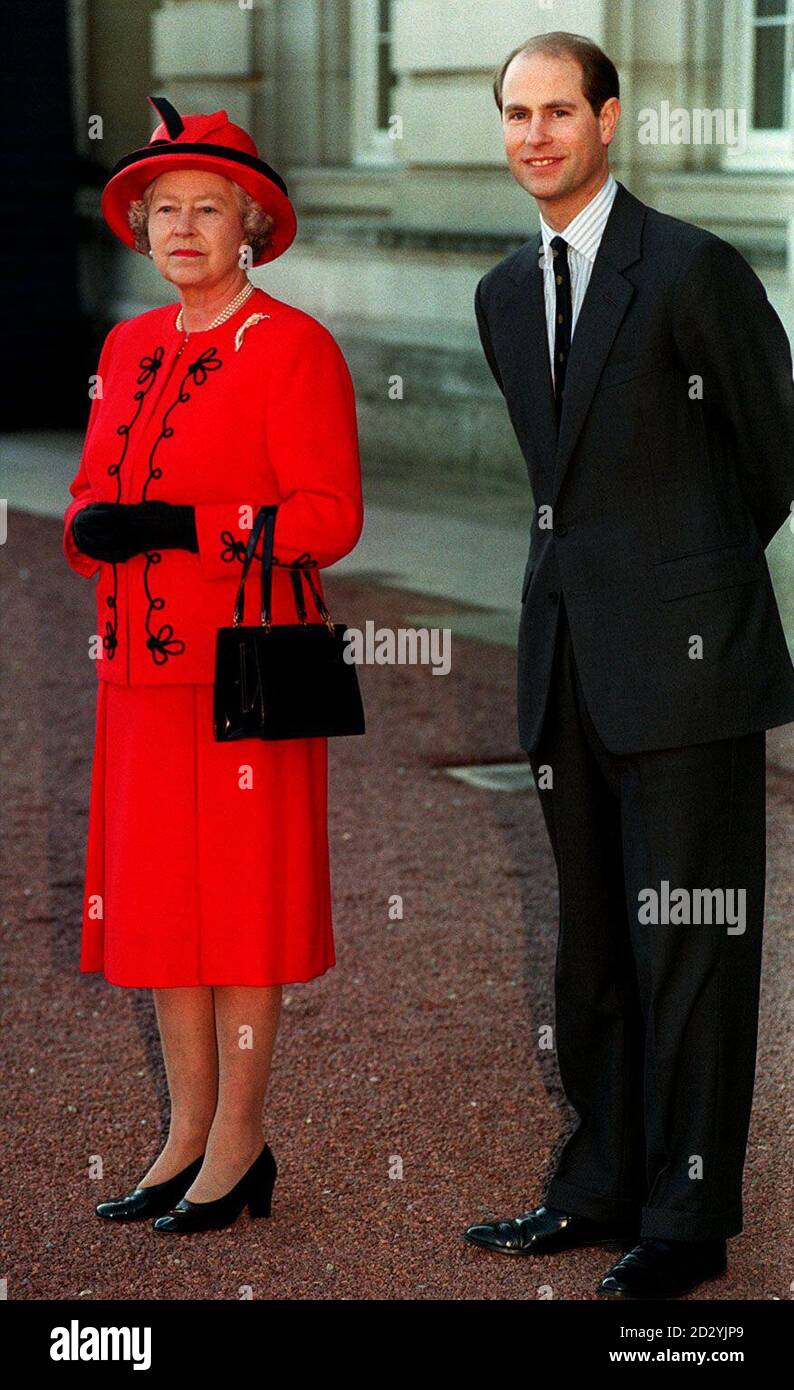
[71,502,198,563]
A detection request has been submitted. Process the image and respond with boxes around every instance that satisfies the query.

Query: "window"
[724,0,794,167]
[752,0,791,128]
[375,0,395,131]
[352,0,398,165]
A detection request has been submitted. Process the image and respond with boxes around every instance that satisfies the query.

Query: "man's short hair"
[493,31,620,117]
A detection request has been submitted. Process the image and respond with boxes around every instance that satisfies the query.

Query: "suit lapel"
[550,183,646,504]
[503,236,558,469]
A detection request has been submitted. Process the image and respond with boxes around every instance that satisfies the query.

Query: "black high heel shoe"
[152,1142,277,1233]
[95,1153,205,1221]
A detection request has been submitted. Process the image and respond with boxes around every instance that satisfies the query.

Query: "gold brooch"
[234,312,270,352]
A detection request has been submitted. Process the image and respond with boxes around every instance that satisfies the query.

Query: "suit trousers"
[527,599,766,1240]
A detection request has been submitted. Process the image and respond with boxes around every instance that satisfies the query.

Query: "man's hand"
[71,501,198,563]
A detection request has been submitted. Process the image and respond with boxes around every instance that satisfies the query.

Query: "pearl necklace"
[175,279,255,335]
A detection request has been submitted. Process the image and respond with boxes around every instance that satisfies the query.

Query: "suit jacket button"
[553,522,568,537]
[548,591,560,603]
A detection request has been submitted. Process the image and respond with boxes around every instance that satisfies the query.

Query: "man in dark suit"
[462,31,794,1299]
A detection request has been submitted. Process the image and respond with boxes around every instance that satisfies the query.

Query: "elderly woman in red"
[63,98,363,1233]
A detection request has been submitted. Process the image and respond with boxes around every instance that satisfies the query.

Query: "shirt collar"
[539,172,618,264]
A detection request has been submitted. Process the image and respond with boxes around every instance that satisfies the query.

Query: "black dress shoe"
[95,1153,205,1221]
[152,1142,277,1233]
[463,1204,639,1256]
[598,1237,728,1299]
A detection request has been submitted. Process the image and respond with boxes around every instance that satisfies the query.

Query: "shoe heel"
[248,1188,273,1218]
[246,1143,276,1217]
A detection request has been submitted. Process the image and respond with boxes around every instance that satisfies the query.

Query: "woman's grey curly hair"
[128,178,275,261]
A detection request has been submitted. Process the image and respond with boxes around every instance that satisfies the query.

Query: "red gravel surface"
[1,508,791,1301]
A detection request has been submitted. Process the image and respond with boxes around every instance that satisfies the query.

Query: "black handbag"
[213,504,366,742]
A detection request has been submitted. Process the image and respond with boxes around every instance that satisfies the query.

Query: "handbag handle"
[232,505,335,634]
[232,505,274,629]
[284,555,335,635]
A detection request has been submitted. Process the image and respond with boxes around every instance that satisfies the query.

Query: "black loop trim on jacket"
[103,345,165,659]
[186,347,223,387]
[140,345,225,666]
[142,553,187,664]
[220,531,248,564]
[219,537,320,572]
[102,617,118,659]
[284,552,317,568]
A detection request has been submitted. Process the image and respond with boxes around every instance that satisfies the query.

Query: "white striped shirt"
[539,172,618,383]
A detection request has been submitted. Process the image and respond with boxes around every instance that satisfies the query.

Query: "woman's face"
[146,169,246,288]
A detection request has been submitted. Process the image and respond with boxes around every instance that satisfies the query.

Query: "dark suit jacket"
[475,180,794,755]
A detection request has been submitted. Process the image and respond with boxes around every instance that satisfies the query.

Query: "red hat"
[100,96,297,266]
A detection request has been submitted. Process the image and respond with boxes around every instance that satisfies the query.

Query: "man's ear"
[600,97,621,146]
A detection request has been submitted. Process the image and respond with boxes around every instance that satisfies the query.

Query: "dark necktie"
[550,235,572,425]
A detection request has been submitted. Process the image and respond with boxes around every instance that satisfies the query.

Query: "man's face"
[501,51,619,214]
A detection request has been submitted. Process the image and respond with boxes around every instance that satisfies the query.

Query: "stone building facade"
[69,0,794,477]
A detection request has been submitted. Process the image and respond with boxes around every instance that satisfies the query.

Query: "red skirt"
[78,680,335,988]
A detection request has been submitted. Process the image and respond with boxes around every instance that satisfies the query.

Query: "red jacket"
[63,286,363,684]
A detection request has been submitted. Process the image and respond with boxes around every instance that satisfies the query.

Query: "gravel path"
[2,508,791,1301]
